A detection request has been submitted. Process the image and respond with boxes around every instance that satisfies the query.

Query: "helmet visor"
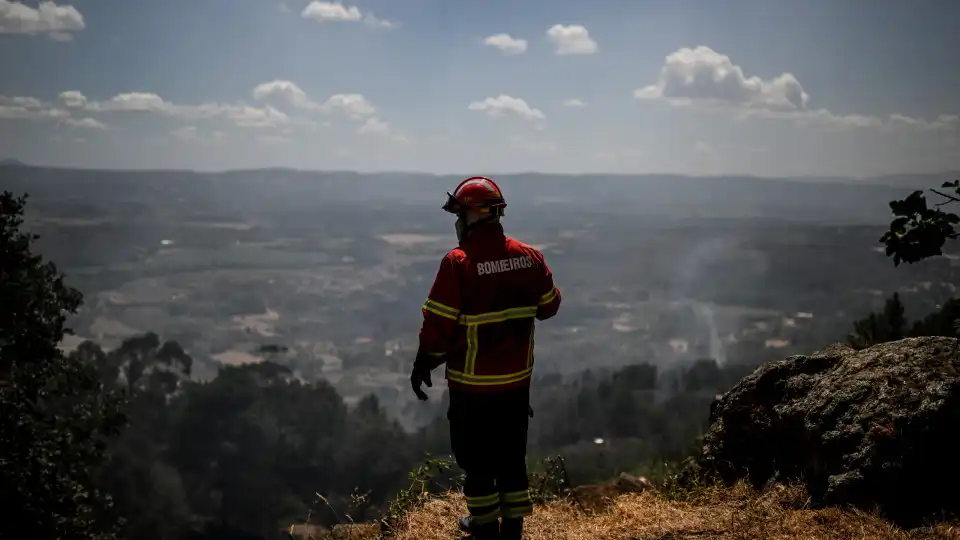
[442,192,462,214]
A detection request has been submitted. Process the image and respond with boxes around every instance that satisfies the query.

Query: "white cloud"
[468,95,545,121]
[629,45,954,131]
[888,113,959,132]
[169,125,228,145]
[0,95,68,119]
[58,90,87,108]
[252,81,394,131]
[0,0,84,40]
[51,84,388,134]
[363,13,395,29]
[635,46,809,112]
[321,93,376,118]
[252,80,380,121]
[79,91,285,127]
[88,92,169,113]
[233,105,290,128]
[546,24,597,55]
[358,116,389,135]
[358,117,407,143]
[0,95,42,108]
[562,98,585,107]
[300,1,395,28]
[301,1,361,22]
[0,104,67,119]
[2,83,412,151]
[744,107,883,129]
[483,33,527,55]
[64,117,106,129]
[252,80,314,109]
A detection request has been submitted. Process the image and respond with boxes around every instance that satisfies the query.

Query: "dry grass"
[356,482,960,540]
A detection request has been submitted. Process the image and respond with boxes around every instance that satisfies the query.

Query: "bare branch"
[930,188,960,206]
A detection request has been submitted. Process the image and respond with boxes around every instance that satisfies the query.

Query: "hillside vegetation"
[376,482,960,540]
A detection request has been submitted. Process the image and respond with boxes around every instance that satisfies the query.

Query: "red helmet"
[442,176,507,216]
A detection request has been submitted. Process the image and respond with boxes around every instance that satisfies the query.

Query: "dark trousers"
[447,386,533,528]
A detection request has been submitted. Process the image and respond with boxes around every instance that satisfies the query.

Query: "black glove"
[411,349,445,401]
[410,364,433,401]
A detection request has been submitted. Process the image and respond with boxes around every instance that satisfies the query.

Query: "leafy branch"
[880,180,960,266]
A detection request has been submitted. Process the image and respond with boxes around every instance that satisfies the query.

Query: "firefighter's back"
[444,224,561,393]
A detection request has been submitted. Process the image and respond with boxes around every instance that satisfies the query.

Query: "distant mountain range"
[0,158,955,187]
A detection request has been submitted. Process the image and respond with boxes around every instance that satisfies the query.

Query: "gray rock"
[679,336,960,526]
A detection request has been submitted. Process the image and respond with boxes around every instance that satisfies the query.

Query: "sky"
[1,0,959,177]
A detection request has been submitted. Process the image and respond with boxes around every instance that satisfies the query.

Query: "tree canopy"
[881,179,960,266]
[0,191,128,539]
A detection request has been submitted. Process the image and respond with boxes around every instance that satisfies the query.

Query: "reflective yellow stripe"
[457,306,537,325]
[454,305,538,381]
[464,324,479,374]
[471,508,501,524]
[502,504,532,518]
[426,351,445,358]
[539,287,558,305]
[447,367,533,386]
[526,325,535,369]
[501,490,531,504]
[466,493,500,506]
[423,298,459,320]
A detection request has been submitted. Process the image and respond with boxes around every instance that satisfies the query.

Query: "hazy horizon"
[3,159,959,182]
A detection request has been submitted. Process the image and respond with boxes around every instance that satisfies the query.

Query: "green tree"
[71,334,196,540]
[881,179,960,266]
[848,292,908,348]
[878,181,960,340]
[0,191,128,539]
[883,292,907,340]
[910,298,960,337]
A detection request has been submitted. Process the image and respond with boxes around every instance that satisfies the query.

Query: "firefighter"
[410,176,562,540]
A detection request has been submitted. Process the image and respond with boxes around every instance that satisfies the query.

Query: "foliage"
[64,335,431,539]
[881,179,960,266]
[849,292,960,349]
[527,455,576,505]
[0,191,128,539]
[57,327,759,540]
[657,461,724,503]
[378,455,457,536]
[848,292,908,349]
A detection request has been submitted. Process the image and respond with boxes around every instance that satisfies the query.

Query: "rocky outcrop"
[679,336,960,526]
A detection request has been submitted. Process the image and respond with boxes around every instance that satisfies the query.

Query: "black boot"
[458,515,500,540]
[500,518,523,540]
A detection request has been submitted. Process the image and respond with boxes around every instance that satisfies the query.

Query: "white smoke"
[668,236,763,368]
[693,301,726,366]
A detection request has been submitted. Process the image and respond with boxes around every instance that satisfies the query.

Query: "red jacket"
[417,222,562,393]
